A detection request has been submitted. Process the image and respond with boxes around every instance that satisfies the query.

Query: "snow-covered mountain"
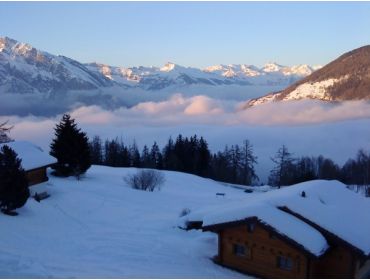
[0,36,318,94]
[247,45,370,107]
[0,37,112,94]
[203,63,318,86]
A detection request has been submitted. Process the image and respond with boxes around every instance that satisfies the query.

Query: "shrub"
[179,208,191,217]
[124,169,165,192]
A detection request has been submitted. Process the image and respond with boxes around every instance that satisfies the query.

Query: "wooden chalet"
[0,141,57,186]
[199,181,370,278]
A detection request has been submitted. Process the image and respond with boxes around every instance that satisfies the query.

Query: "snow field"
[0,166,253,278]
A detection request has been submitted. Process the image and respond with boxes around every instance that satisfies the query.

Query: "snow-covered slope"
[0,165,367,277]
[247,45,370,107]
[0,165,267,278]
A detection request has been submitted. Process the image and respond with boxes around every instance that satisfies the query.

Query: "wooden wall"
[217,223,308,278]
[26,167,48,186]
[308,245,356,278]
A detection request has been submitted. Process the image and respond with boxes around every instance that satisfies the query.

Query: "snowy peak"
[247,45,370,106]
[0,36,18,52]
[281,64,316,76]
[160,62,178,72]
[262,62,284,73]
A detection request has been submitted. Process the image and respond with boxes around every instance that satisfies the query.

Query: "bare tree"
[241,139,259,186]
[268,145,295,188]
[124,169,165,192]
[0,121,13,143]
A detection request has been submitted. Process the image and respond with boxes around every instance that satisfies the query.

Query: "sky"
[1,2,370,68]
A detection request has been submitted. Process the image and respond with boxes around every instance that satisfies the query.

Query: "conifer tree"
[89,135,103,165]
[197,137,211,177]
[150,142,163,169]
[141,145,151,168]
[129,140,141,167]
[50,114,91,177]
[0,145,29,214]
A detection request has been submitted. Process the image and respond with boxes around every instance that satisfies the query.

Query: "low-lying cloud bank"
[56,94,370,127]
[2,95,370,181]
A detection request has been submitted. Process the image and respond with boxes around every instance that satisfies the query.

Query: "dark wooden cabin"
[201,181,370,279]
[203,218,370,278]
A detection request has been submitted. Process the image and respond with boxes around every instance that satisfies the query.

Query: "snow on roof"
[0,141,56,171]
[203,202,329,257]
[270,180,370,256]
[202,180,370,257]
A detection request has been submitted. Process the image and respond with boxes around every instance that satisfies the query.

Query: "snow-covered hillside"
[246,45,370,107]
[1,165,368,277]
[0,165,267,278]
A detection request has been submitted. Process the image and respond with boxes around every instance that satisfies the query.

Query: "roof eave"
[278,206,368,259]
[25,162,56,172]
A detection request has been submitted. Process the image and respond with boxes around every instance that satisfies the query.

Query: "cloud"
[184,95,224,115]
[235,100,370,125]
[2,96,370,182]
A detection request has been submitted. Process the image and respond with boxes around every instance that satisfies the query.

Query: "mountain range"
[248,45,370,106]
[2,36,369,117]
[0,36,318,94]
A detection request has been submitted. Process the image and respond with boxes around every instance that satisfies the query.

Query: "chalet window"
[247,222,255,233]
[277,255,293,271]
[233,244,250,258]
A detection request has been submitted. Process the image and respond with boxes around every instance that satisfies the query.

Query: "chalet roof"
[203,202,329,257]
[0,141,56,171]
[202,180,370,258]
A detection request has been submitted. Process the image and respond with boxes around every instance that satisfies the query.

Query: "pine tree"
[163,137,175,170]
[150,142,163,169]
[89,135,103,165]
[141,145,151,168]
[129,140,141,168]
[104,138,120,167]
[197,137,211,177]
[50,114,91,177]
[0,145,29,214]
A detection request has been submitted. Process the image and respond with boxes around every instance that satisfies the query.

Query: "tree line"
[88,134,370,192]
[1,114,369,216]
[267,145,370,189]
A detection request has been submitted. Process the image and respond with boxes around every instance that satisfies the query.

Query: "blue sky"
[1,2,370,68]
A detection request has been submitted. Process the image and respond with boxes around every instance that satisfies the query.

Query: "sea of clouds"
[2,94,370,182]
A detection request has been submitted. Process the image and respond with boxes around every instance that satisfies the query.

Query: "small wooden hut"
[201,181,370,278]
[0,141,56,186]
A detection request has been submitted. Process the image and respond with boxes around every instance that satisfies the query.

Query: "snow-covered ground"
[0,166,268,278]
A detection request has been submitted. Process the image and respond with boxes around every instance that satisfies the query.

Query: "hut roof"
[202,180,370,258]
[0,141,56,171]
